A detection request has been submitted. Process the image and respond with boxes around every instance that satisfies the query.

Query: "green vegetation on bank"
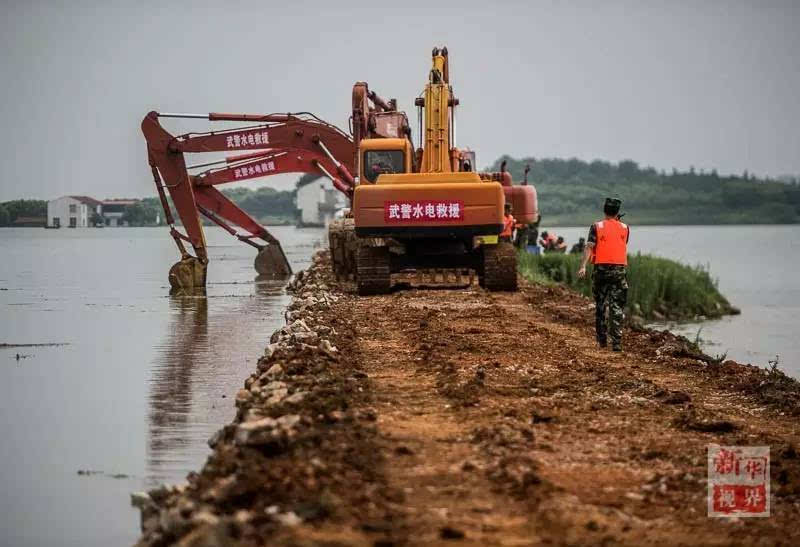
[9,153,800,227]
[0,199,47,226]
[121,197,161,226]
[1,188,298,227]
[118,188,298,226]
[114,188,297,227]
[220,187,297,224]
[491,157,800,225]
[518,252,737,321]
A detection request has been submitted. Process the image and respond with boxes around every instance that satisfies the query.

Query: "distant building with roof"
[295,175,346,227]
[47,196,103,228]
[101,199,140,227]
[46,196,145,228]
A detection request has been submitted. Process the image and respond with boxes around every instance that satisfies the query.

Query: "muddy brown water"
[0,226,324,547]
[0,224,798,545]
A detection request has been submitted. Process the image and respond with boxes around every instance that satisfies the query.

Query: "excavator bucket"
[168,257,208,293]
[254,242,292,278]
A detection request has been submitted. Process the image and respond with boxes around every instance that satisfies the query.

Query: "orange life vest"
[592,219,628,265]
[501,214,515,238]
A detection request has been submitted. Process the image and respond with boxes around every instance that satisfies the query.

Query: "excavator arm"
[141,111,355,291]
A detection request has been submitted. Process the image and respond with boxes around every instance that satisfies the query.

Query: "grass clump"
[518,252,737,321]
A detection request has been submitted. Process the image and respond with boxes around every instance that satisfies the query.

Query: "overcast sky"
[1,0,797,201]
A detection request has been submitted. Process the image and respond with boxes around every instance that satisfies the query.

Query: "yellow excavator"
[340,46,538,293]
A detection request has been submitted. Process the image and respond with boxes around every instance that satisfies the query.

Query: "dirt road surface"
[134,252,800,546]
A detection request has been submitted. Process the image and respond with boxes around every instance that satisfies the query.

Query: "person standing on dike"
[578,198,629,351]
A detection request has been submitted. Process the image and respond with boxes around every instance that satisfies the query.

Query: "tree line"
[0,200,47,226]
[5,159,799,228]
[111,187,299,227]
[0,187,298,227]
[490,156,800,225]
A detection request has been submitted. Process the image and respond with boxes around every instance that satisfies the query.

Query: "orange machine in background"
[347,47,537,293]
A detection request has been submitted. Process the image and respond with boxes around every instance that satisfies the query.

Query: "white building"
[101,199,139,227]
[295,177,347,227]
[47,196,102,228]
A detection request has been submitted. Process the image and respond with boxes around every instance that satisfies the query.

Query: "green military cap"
[603,197,622,216]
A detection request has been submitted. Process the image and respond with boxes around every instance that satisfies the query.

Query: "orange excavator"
[142,47,538,293]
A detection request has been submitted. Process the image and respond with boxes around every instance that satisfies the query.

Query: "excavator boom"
[141,111,355,292]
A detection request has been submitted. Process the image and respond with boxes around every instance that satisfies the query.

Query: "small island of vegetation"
[519,252,738,322]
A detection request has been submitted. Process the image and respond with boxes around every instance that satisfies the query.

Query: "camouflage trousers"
[592,266,628,347]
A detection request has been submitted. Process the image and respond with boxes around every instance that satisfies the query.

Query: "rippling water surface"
[0,226,323,547]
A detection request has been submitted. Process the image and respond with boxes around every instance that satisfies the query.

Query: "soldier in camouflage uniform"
[578,198,630,351]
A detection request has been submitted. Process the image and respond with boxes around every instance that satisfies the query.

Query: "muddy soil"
[134,252,800,546]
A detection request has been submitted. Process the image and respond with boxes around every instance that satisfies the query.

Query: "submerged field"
[518,251,738,321]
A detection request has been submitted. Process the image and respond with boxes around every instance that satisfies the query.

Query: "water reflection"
[144,277,291,486]
[255,275,291,296]
[147,296,208,483]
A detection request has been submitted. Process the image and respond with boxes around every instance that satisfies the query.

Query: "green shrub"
[518,252,736,320]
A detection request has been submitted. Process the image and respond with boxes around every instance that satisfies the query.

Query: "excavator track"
[356,244,391,295]
[328,219,346,277]
[328,218,357,280]
[481,242,518,291]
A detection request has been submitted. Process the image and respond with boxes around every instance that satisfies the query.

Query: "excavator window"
[363,150,404,183]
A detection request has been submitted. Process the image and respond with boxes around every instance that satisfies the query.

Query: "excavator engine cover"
[352,172,504,238]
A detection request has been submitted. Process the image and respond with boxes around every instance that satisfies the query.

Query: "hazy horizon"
[1,0,798,201]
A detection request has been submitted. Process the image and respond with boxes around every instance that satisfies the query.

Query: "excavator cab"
[359,138,413,183]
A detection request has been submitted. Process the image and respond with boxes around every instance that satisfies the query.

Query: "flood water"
[0,226,324,547]
[0,224,798,546]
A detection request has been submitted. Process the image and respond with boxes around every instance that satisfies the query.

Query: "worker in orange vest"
[539,231,557,251]
[500,203,516,243]
[578,198,629,351]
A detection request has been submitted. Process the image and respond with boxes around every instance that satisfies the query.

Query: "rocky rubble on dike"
[131,252,388,547]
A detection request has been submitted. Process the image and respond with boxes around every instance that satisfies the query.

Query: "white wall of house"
[296,180,346,226]
[48,197,83,228]
[296,181,326,225]
[103,212,127,227]
[47,197,101,227]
